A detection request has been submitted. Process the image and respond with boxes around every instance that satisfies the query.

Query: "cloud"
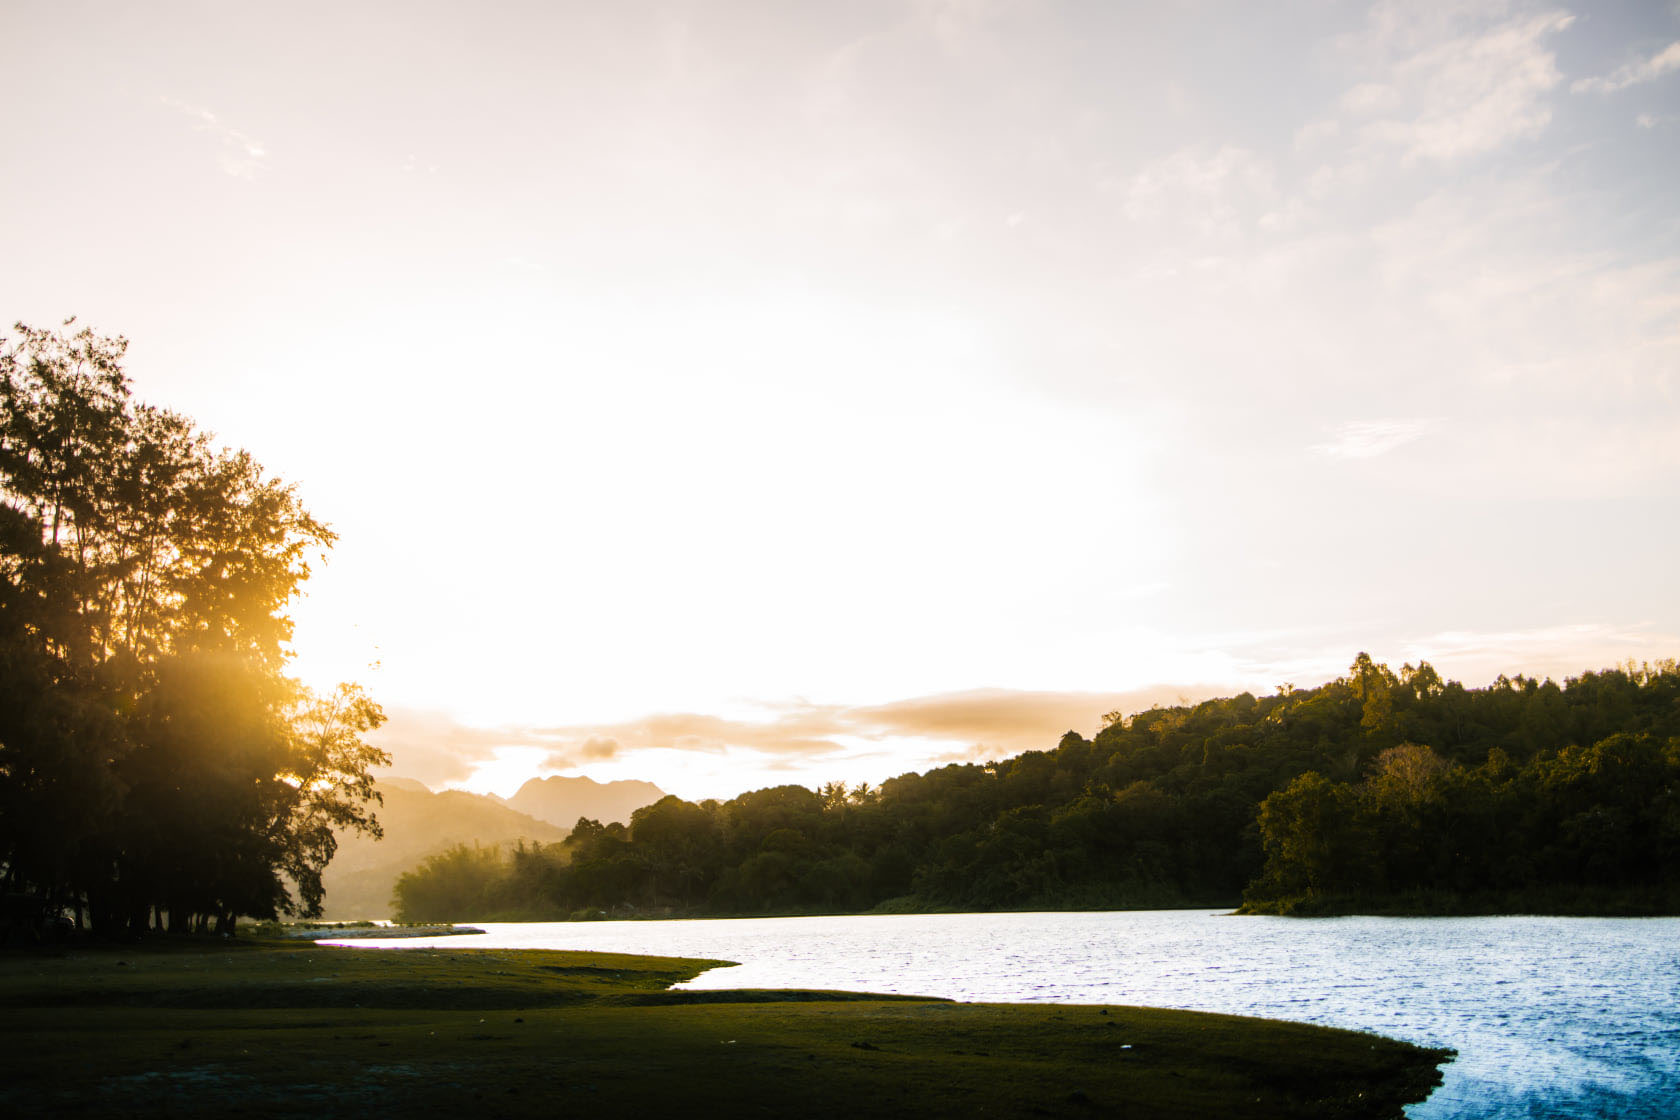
[928,742,1003,766]
[1119,146,1275,238]
[375,685,1230,790]
[911,0,1017,56]
[1293,119,1341,151]
[369,707,541,788]
[1395,623,1680,683]
[1341,82,1402,113]
[1179,625,1680,707]
[580,736,620,760]
[560,712,846,759]
[1121,9,1576,250]
[1231,9,1581,249]
[160,96,267,178]
[1571,40,1680,94]
[1345,176,1680,469]
[1311,418,1439,459]
[1351,10,1575,163]
[842,687,1209,750]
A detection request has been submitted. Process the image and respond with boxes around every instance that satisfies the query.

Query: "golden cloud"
[373,684,1227,790]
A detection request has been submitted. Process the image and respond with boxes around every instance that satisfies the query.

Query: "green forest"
[0,322,386,937]
[395,655,1680,921]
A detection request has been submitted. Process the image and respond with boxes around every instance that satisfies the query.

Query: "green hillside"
[392,656,1680,920]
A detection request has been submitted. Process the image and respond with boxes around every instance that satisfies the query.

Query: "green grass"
[0,938,1451,1118]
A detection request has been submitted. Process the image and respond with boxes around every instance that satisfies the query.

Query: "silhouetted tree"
[0,320,387,934]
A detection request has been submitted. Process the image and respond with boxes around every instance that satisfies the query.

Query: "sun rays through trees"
[0,321,387,937]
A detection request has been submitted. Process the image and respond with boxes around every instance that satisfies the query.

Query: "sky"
[4,0,1679,802]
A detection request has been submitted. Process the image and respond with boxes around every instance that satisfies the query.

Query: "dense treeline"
[0,322,386,938]
[1247,732,1680,913]
[394,655,1680,922]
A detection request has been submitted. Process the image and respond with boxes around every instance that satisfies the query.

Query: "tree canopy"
[394,655,1680,922]
[0,320,387,936]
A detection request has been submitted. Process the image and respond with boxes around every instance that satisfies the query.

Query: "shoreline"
[363,892,1680,925]
[1,939,1452,1118]
[274,923,486,940]
[1238,884,1680,918]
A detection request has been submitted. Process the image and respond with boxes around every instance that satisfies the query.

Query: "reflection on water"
[328,911,1680,1119]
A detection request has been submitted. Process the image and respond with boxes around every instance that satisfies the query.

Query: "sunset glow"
[7,0,1678,800]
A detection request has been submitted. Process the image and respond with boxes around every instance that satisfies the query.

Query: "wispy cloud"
[1311,418,1439,459]
[1349,10,1575,163]
[160,96,267,178]
[1119,146,1275,238]
[372,685,1225,790]
[1571,40,1680,94]
[370,707,532,787]
[1248,7,1579,241]
[1396,623,1680,681]
[1293,118,1341,151]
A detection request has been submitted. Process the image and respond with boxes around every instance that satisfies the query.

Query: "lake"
[327,910,1680,1118]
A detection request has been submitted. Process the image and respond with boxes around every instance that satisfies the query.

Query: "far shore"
[273,922,485,940]
[363,884,1680,926]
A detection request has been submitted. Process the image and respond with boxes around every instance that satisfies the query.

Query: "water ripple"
[328,911,1680,1118]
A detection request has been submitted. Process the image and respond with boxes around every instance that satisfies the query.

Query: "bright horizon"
[6,1,1678,802]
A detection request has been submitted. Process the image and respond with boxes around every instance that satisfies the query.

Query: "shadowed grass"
[0,939,1451,1118]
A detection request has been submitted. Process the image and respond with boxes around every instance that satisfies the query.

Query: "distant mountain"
[505,774,666,830]
[318,780,570,920]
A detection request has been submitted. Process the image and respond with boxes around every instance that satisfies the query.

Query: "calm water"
[328,911,1680,1118]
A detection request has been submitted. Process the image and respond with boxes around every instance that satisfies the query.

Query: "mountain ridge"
[318,774,661,919]
[505,774,667,831]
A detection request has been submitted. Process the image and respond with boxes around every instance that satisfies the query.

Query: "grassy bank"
[0,939,1451,1118]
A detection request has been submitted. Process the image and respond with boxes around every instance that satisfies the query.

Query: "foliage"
[392,653,1680,920]
[392,843,510,923]
[1244,728,1680,912]
[0,320,386,935]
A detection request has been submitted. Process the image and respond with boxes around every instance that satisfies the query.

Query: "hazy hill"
[319,780,571,920]
[504,774,666,830]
